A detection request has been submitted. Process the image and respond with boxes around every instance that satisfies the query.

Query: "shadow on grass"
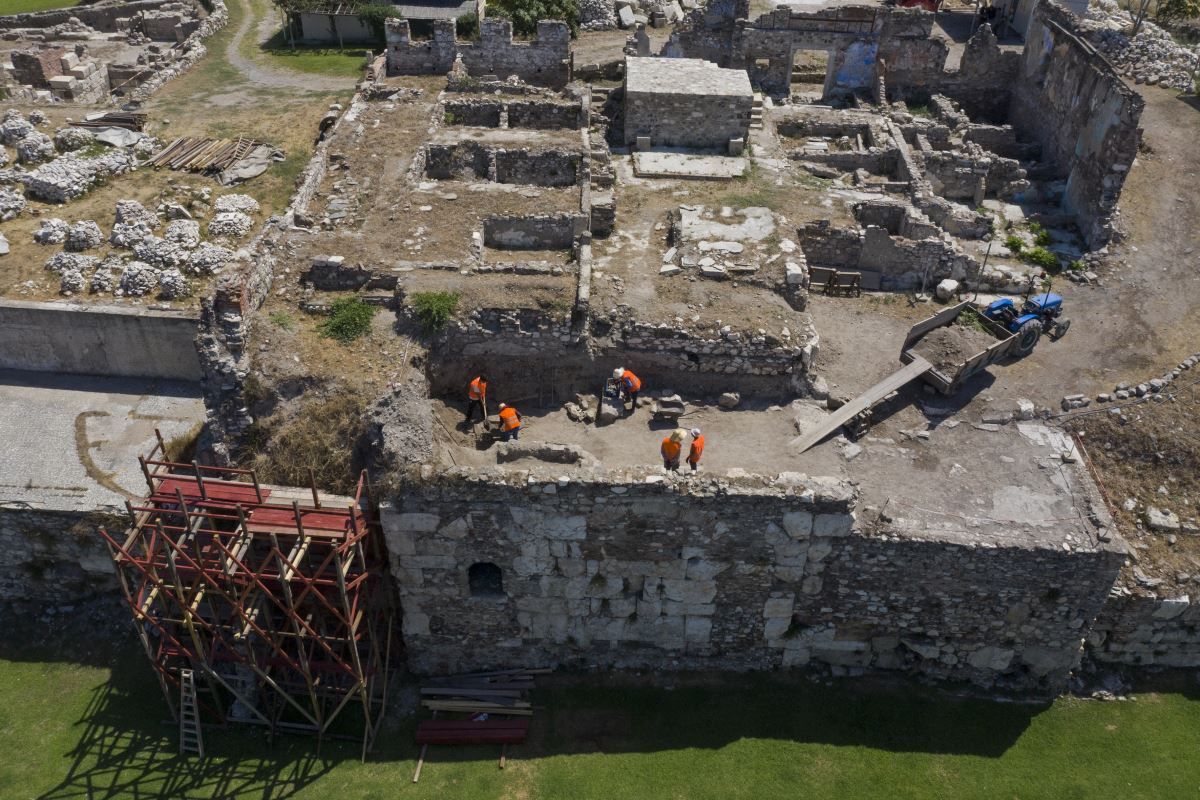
[527,673,1047,760]
[37,657,338,800]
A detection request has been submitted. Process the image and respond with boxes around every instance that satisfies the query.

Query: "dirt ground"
[0,0,355,307]
[806,86,1200,410]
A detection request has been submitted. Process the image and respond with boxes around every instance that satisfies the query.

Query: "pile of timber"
[419,667,549,716]
[149,137,263,173]
[74,112,147,131]
[413,667,549,782]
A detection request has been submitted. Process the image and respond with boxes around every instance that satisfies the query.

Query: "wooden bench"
[416,719,530,746]
[809,266,863,297]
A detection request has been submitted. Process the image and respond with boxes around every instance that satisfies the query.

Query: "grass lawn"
[2,0,79,14]
[2,638,1200,800]
[245,0,375,78]
[257,34,374,78]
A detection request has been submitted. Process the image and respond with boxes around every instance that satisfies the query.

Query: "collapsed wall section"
[385,467,1124,689]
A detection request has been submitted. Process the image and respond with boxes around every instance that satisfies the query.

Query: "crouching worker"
[613,367,641,415]
[465,374,488,425]
[687,428,704,472]
[661,428,684,471]
[498,402,522,442]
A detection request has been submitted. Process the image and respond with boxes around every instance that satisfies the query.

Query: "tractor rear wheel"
[1014,320,1041,356]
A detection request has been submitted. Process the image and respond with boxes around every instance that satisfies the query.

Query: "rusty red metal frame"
[99,432,394,758]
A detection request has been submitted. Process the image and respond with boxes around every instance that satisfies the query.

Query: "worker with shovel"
[686,428,704,472]
[661,428,685,472]
[464,374,488,425]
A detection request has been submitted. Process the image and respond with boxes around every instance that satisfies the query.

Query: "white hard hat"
[691,428,701,438]
[614,368,625,379]
[499,403,507,409]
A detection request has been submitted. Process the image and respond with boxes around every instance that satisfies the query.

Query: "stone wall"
[0,299,202,381]
[384,465,1124,689]
[483,212,589,249]
[10,48,64,88]
[424,141,583,186]
[1007,2,1143,246]
[0,0,173,32]
[0,508,117,606]
[386,18,572,89]
[798,220,980,291]
[443,97,586,130]
[1089,590,1200,667]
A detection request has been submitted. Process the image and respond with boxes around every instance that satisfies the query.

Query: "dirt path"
[225,0,356,92]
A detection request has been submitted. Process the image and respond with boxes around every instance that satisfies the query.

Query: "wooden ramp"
[791,355,932,454]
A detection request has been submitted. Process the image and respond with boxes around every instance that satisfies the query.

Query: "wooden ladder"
[179,668,205,758]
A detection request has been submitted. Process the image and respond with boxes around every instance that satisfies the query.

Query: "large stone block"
[782,510,813,539]
[762,594,795,618]
[661,578,717,604]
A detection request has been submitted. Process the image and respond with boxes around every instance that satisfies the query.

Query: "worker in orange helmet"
[686,428,705,472]
[613,367,642,415]
[498,402,522,442]
[464,374,488,424]
[661,428,684,471]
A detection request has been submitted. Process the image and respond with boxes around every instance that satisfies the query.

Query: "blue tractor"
[982,292,1070,357]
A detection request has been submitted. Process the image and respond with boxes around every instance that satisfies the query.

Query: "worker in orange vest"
[661,428,684,471]
[498,402,522,442]
[613,367,642,415]
[687,428,704,472]
[464,374,488,424]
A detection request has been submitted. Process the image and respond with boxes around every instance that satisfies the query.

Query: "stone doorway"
[789,46,831,103]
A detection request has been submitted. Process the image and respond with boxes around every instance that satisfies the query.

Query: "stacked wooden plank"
[74,112,148,131]
[149,137,263,173]
[419,668,547,716]
[412,667,549,782]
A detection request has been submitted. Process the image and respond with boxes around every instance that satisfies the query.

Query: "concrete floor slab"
[0,370,205,513]
[633,152,748,179]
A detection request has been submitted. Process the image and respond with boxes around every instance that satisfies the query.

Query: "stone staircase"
[750,93,764,130]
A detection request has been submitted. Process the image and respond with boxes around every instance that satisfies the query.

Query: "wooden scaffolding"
[99,434,394,757]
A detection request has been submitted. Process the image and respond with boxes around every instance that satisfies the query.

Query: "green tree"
[487,0,580,38]
[1155,0,1200,23]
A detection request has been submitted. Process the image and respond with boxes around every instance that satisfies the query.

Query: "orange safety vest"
[499,406,521,430]
[621,370,642,393]
[688,435,705,464]
[468,377,487,400]
[661,438,682,461]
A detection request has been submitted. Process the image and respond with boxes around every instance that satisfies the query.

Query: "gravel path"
[224,0,357,91]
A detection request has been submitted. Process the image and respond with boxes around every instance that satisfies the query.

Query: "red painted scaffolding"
[99,432,394,757]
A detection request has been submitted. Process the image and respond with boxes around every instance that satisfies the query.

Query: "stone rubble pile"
[133,235,192,269]
[0,188,24,221]
[157,268,191,299]
[1084,0,1200,92]
[44,251,97,275]
[22,149,138,203]
[213,193,260,215]
[89,259,118,294]
[0,111,35,145]
[64,219,103,251]
[53,127,95,153]
[16,131,56,165]
[118,261,158,297]
[164,219,201,249]
[33,218,68,245]
[580,0,619,31]
[188,242,235,275]
[59,266,86,295]
[208,211,254,238]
